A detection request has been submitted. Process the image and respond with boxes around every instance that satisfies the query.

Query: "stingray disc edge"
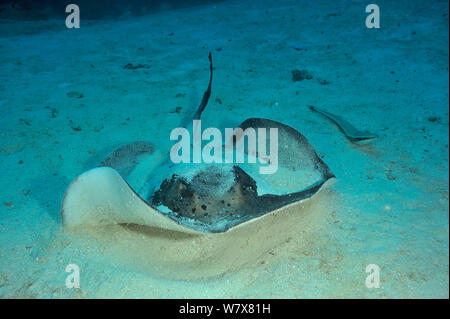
[61,167,204,235]
[61,167,336,235]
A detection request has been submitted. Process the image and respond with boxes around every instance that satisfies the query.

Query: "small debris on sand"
[318,78,330,85]
[291,69,313,82]
[427,116,441,123]
[69,120,82,131]
[50,108,58,118]
[170,106,182,114]
[66,91,83,99]
[123,63,150,70]
[386,174,396,181]
[19,118,31,126]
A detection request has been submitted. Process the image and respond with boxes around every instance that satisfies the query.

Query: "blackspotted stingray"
[61,53,336,235]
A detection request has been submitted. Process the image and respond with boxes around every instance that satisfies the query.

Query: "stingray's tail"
[193,52,213,120]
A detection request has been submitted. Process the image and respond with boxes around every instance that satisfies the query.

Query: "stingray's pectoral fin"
[99,140,171,194]
[100,141,156,177]
[236,117,335,184]
[61,167,203,234]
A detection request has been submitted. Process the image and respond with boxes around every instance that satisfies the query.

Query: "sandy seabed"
[0,0,448,298]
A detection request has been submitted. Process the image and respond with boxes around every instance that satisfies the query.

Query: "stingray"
[61,53,335,234]
[309,105,377,143]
